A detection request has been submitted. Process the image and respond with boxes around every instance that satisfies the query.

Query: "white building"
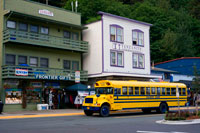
[83,12,159,86]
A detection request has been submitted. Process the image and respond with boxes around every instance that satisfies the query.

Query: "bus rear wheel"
[100,105,110,117]
[84,110,93,116]
[158,103,168,113]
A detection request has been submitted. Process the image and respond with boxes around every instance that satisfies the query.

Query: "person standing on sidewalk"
[0,99,4,114]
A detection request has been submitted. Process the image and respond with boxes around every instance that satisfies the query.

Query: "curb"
[156,119,200,125]
[0,113,84,120]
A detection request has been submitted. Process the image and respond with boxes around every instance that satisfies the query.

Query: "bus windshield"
[95,87,113,94]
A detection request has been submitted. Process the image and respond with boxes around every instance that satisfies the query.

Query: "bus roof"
[95,80,186,88]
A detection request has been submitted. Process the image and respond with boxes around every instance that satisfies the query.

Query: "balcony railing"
[3,29,88,52]
[2,65,88,81]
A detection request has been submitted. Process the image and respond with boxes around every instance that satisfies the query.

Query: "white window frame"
[132,30,144,46]
[133,53,144,68]
[110,25,123,43]
[111,51,124,67]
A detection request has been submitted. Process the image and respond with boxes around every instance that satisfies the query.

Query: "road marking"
[114,114,164,119]
[137,131,188,133]
[0,113,84,120]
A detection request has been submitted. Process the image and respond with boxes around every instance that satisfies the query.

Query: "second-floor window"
[132,30,144,46]
[30,25,39,33]
[40,58,48,68]
[41,27,49,34]
[72,61,79,70]
[18,56,27,65]
[110,25,123,43]
[7,21,16,29]
[63,60,71,69]
[64,31,70,39]
[19,23,28,31]
[6,54,16,65]
[72,32,79,40]
[110,51,124,67]
[133,53,144,68]
[30,57,38,67]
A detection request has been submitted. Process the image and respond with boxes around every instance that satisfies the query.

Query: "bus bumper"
[82,106,100,111]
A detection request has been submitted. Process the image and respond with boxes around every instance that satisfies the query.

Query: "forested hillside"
[32,0,200,63]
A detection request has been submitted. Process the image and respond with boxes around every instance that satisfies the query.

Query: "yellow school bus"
[82,80,187,117]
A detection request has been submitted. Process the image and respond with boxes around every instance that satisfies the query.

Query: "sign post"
[176,85,180,117]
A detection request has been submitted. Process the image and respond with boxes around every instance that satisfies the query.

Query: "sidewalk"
[0,106,199,120]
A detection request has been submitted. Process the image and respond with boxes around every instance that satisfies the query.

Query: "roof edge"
[155,57,200,66]
[98,11,153,27]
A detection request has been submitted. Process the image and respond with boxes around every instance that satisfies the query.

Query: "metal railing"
[3,29,88,52]
[2,65,88,81]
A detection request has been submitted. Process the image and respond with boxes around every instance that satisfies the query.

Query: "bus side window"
[128,87,133,95]
[178,88,182,95]
[182,88,186,95]
[117,88,121,95]
[114,88,121,95]
[135,87,139,95]
[157,87,161,95]
[167,88,170,95]
[141,87,145,95]
[162,87,165,95]
[171,88,176,96]
[151,87,155,95]
[122,86,127,95]
[146,87,150,95]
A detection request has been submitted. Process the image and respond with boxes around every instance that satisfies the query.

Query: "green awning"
[66,83,94,91]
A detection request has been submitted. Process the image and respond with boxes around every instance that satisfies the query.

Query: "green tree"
[63,0,131,24]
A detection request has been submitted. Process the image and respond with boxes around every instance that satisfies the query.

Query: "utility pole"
[46,0,48,5]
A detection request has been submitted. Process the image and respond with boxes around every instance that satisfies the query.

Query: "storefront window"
[26,89,42,103]
[5,89,22,104]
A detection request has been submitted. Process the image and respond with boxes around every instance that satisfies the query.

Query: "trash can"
[0,101,4,114]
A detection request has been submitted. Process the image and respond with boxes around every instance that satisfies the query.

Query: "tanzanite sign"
[15,69,28,76]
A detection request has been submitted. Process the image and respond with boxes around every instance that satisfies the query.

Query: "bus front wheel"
[84,110,93,116]
[158,103,168,113]
[100,105,110,117]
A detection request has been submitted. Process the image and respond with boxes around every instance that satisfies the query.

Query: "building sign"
[75,71,80,83]
[39,9,54,17]
[31,82,42,88]
[112,43,143,53]
[35,74,71,80]
[15,69,28,76]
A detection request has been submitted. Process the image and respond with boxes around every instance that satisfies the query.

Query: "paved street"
[0,112,199,133]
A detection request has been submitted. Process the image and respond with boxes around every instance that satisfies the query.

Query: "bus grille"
[85,98,93,103]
